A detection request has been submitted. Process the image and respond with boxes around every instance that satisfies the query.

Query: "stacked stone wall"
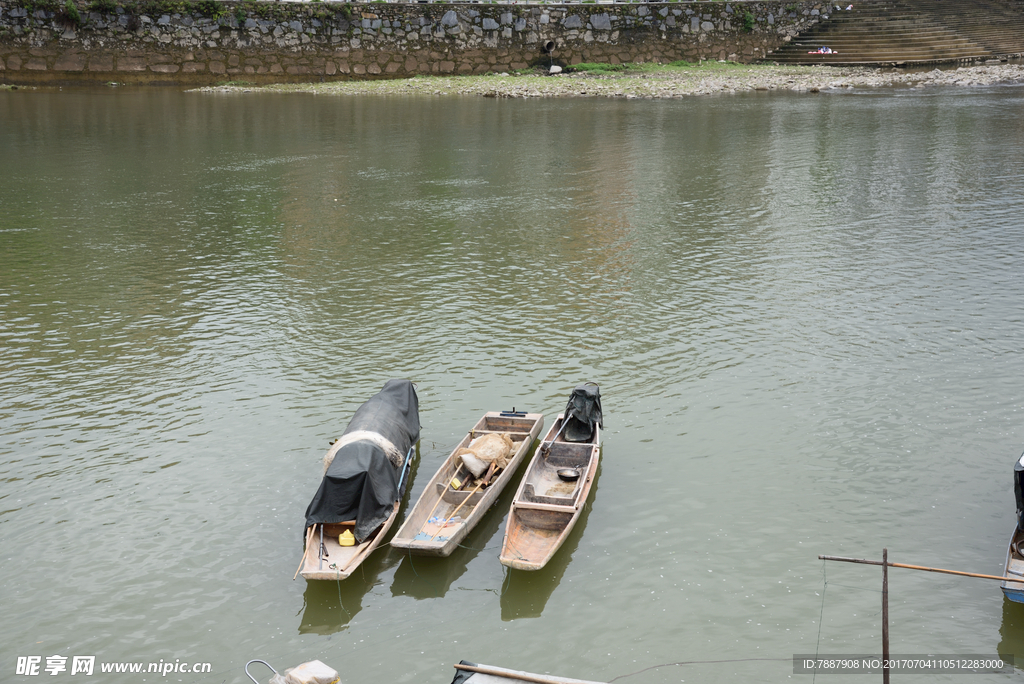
[0,0,830,85]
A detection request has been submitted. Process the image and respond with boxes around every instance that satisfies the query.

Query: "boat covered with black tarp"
[298,379,419,581]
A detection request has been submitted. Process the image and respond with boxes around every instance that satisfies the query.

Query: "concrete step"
[764,0,1024,65]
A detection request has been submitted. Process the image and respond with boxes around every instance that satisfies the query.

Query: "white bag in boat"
[456,433,514,478]
[268,660,340,684]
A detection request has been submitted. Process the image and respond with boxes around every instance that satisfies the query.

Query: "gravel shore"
[201,62,1024,99]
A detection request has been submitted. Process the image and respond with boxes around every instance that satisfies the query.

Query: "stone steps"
[765,0,1024,65]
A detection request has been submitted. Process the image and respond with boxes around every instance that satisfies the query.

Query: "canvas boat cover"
[1015,450,1024,529]
[562,382,603,443]
[450,661,606,684]
[304,379,420,543]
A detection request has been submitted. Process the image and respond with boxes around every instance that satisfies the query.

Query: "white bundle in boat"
[456,433,514,478]
[268,660,339,684]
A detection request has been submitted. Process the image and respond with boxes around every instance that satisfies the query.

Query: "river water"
[2,84,1024,684]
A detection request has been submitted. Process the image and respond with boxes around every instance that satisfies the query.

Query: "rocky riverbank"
[199,61,1024,98]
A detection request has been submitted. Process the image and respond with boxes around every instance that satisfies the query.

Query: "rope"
[608,658,791,681]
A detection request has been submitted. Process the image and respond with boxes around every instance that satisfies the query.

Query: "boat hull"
[1002,525,1024,602]
[499,414,600,571]
[391,411,544,557]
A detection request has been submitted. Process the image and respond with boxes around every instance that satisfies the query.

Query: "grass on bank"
[567,60,751,75]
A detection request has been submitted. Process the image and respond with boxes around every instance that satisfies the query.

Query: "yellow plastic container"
[338,530,355,547]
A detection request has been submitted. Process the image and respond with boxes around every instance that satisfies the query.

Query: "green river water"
[2,85,1024,684]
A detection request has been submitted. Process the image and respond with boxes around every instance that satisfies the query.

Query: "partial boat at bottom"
[1001,525,1024,603]
[1005,450,1024,602]
[499,383,602,571]
[450,661,606,684]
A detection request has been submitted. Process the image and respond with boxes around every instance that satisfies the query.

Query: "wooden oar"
[819,554,1022,582]
[419,463,464,536]
[293,524,316,580]
[453,663,580,684]
[430,463,496,541]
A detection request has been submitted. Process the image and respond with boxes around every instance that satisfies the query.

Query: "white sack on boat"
[269,660,340,684]
[457,433,514,478]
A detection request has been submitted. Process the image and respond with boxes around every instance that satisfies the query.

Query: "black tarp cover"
[563,382,603,442]
[304,379,420,543]
[1015,451,1024,529]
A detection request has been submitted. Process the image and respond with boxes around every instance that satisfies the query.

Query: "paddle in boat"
[296,379,419,581]
[391,410,544,556]
[499,383,602,571]
[1001,449,1024,602]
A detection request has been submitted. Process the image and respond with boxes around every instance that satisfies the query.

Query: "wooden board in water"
[391,412,544,557]
[499,413,600,571]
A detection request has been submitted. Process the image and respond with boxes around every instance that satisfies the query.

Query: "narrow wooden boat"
[391,410,544,557]
[450,661,606,684]
[299,445,414,581]
[1005,452,1024,602]
[1001,525,1024,602]
[298,379,419,581]
[499,411,600,571]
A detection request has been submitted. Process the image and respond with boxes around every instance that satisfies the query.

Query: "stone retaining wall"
[0,0,828,85]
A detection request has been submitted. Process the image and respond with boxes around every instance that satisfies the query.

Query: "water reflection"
[998,598,1024,669]
[298,551,398,635]
[500,461,601,621]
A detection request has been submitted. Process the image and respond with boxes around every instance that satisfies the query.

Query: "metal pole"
[882,548,889,684]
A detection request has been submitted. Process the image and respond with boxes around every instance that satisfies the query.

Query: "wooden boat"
[298,445,414,581]
[450,661,606,684]
[499,412,600,571]
[298,378,420,581]
[391,411,544,557]
[1001,525,1024,602]
[1005,452,1024,601]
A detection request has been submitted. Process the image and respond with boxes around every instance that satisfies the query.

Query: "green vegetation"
[216,80,256,86]
[234,4,245,24]
[569,61,749,75]
[62,0,82,25]
[88,0,116,12]
[569,62,629,74]
[742,10,755,31]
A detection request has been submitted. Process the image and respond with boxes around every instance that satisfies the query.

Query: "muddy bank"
[197,62,1024,98]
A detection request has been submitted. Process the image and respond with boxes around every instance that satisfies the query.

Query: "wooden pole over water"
[882,548,889,684]
[818,554,1018,582]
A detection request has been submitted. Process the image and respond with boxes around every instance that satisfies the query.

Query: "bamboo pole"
[818,554,1021,582]
[453,663,590,684]
[420,463,464,533]
[293,524,316,580]
[429,462,496,541]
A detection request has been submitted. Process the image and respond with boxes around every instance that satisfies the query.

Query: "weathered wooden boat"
[1001,526,1024,603]
[297,379,419,581]
[500,384,602,571]
[450,661,606,684]
[1003,451,1024,602]
[391,410,544,557]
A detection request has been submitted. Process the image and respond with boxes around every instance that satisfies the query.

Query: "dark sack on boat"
[1015,452,1024,529]
[304,379,420,543]
[563,382,603,442]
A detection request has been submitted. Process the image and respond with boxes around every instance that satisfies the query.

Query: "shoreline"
[193,62,1024,98]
